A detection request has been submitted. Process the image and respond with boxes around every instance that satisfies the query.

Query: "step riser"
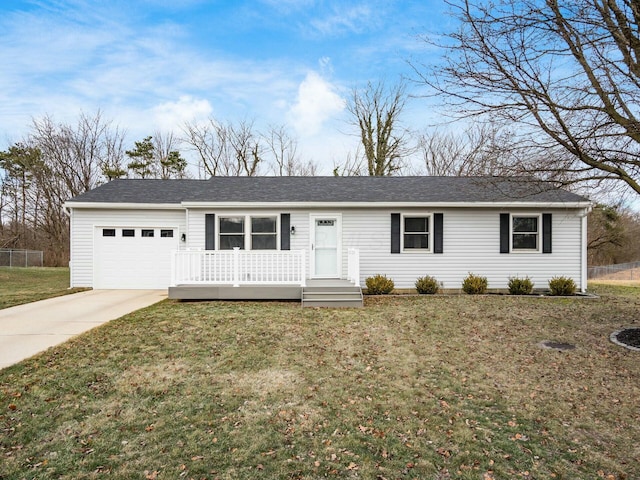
[303,294,363,301]
[303,300,363,308]
[303,287,362,293]
[302,282,363,307]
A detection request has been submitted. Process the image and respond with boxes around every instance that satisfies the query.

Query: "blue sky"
[0,0,446,173]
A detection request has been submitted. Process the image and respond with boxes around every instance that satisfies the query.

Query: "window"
[403,216,429,250]
[160,229,174,238]
[122,229,135,237]
[251,217,277,250]
[219,217,245,250]
[141,229,154,238]
[512,215,539,251]
[102,228,116,237]
[218,215,279,250]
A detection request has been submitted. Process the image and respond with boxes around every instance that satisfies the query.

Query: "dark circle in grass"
[610,328,640,351]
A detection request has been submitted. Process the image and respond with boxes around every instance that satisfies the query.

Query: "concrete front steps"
[302,279,363,308]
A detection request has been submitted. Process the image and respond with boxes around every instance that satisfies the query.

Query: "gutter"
[64,201,593,210]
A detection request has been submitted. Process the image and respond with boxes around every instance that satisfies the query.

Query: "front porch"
[168,248,362,306]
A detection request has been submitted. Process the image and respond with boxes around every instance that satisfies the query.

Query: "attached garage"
[93,226,179,289]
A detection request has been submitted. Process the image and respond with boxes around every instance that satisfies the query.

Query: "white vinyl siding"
[186,207,584,290]
[69,208,186,288]
[340,208,583,291]
[74,206,584,291]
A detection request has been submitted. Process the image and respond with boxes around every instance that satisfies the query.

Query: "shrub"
[365,274,395,295]
[548,276,576,296]
[415,275,440,294]
[462,273,488,294]
[508,276,534,295]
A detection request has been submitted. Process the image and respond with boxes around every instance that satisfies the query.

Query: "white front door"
[310,214,341,278]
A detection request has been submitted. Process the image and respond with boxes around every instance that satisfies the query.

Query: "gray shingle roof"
[67,176,589,205]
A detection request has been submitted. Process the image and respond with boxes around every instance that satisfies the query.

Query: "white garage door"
[94,227,179,289]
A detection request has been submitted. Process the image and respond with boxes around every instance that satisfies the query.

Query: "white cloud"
[287,71,346,137]
[151,96,213,132]
[308,4,374,37]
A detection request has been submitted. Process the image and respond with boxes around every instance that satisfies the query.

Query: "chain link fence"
[0,249,44,268]
[588,261,640,280]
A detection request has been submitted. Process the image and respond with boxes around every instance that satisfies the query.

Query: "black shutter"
[205,214,215,250]
[434,213,443,254]
[391,213,401,254]
[500,213,510,254]
[542,213,552,254]
[280,213,290,250]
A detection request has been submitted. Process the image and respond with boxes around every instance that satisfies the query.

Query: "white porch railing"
[171,248,306,287]
[347,248,360,287]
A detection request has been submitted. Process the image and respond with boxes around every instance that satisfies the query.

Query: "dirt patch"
[218,368,301,397]
[539,340,576,351]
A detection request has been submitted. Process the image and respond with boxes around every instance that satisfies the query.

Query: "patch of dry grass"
[1,285,639,479]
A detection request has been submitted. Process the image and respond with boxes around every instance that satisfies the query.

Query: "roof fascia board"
[64,202,183,210]
[180,201,592,209]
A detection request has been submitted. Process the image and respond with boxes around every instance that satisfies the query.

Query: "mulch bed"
[613,328,640,348]
[610,327,640,351]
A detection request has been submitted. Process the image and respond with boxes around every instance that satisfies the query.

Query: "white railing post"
[348,248,360,287]
[300,250,306,287]
[233,247,240,287]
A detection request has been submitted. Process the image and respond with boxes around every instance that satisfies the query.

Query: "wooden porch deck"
[168,279,363,307]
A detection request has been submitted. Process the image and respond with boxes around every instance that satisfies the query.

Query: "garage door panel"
[94,227,178,289]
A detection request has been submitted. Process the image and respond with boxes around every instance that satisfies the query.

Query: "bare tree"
[153,131,188,179]
[227,120,261,176]
[0,111,125,264]
[332,147,366,176]
[182,119,229,178]
[346,80,411,176]
[588,204,640,265]
[101,125,127,181]
[182,118,262,177]
[263,125,317,176]
[417,122,520,176]
[30,111,124,194]
[416,0,640,195]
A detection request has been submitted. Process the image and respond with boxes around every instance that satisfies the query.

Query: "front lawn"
[1,286,638,479]
[0,267,85,310]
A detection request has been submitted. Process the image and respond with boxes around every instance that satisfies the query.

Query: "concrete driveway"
[0,289,167,370]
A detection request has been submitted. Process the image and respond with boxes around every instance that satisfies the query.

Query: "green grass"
[0,267,86,310]
[1,285,639,479]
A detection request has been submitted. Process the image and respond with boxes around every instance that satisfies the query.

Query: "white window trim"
[510,213,542,253]
[401,213,432,253]
[217,214,280,251]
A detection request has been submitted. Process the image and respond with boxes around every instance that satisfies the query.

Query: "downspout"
[62,205,72,289]
[579,205,593,293]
